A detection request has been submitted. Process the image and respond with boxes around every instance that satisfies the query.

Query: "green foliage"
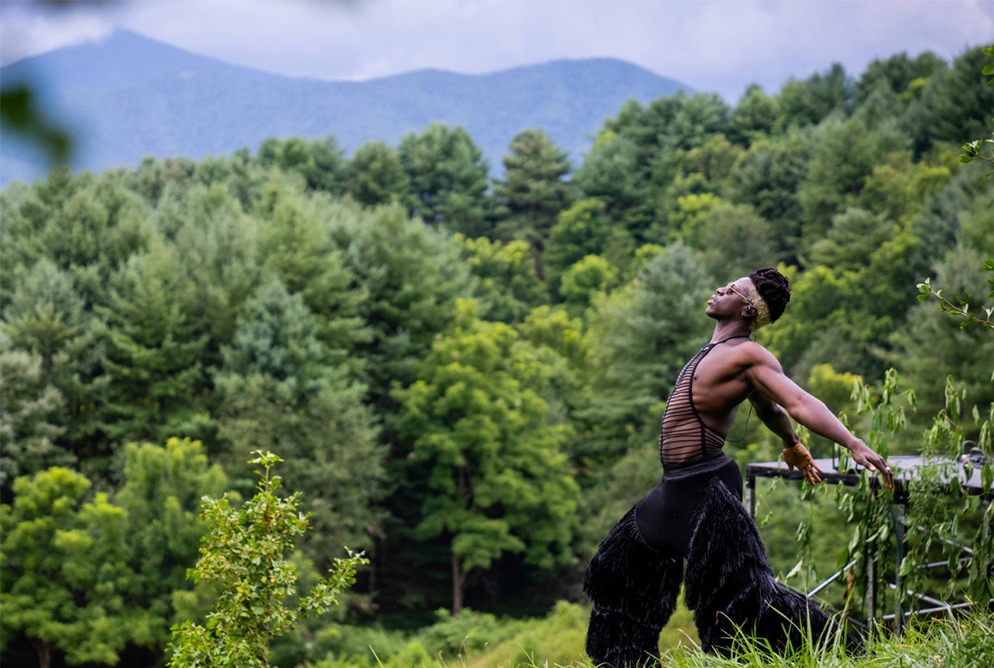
[724,134,809,263]
[729,84,783,145]
[393,300,581,610]
[896,248,994,419]
[903,378,993,608]
[3,43,994,660]
[345,141,410,207]
[97,245,208,447]
[797,116,906,247]
[544,198,614,296]
[457,235,547,323]
[0,330,70,487]
[0,84,71,164]
[493,128,573,247]
[831,370,909,619]
[559,255,618,316]
[166,182,262,359]
[694,202,777,282]
[1,468,136,667]
[258,136,346,195]
[400,123,492,237]
[571,131,643,224]
[778,63,854,129]
[809,208,894,272]
[925,46,994,151]
[326,202,476,407]
[167,451,368,668]
[214,277,384,566]
[115,438,229,646]
[854,51,946,108]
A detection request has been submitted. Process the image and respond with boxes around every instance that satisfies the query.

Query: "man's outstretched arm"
[745,345,894,492]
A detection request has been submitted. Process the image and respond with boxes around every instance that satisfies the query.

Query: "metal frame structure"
[744,454,991,632]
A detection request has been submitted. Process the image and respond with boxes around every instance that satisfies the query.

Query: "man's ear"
[743,305,757,317]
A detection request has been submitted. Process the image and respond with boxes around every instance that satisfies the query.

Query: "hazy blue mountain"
[1,30,690,186]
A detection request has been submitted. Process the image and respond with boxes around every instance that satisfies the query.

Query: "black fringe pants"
[584,474,858,666]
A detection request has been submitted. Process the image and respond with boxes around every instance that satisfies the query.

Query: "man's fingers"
[880,460,895,492]
[856,450,896,492]
[813,461,826,474]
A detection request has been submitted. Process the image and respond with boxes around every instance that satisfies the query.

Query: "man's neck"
[710,320,752,343]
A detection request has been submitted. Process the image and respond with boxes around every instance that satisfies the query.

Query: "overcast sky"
[2,0,992,102]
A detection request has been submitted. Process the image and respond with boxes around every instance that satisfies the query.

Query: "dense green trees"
[1,44,992,666]
[394,301,580,612]
[0,439,225,668]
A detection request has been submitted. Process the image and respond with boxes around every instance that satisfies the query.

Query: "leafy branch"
[916,259,994,330]
[958,45,994,184]
[167,451,368,668]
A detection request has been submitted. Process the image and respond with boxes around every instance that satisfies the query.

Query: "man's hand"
[849,440,894,493]
[783,443,824,486]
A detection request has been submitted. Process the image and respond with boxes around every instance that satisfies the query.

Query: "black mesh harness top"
[658,336,749,468]
[633,335,749,557]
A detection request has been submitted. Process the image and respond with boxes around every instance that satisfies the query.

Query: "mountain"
[0,30,690,186]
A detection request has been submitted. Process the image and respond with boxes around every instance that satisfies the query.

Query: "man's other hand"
[783,443,824,486]
[849,440,895,493]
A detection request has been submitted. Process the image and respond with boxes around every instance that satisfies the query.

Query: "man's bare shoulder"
[730,339,783,371]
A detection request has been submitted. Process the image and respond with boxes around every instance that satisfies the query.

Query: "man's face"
[705,276,755,320]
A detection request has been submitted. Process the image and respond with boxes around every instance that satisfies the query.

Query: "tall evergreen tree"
[257,136,346,195]
[345,141,410,207]
[922,46,994,149]
[778,63,854,129]
[492,129,572,249]
[1,259,107,467]
[729,84,783,145]
[400,123,492,237]
[214,277,384,567]
[97,247,208,450]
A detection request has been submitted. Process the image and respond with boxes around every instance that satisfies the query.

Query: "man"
[583,267,893,666]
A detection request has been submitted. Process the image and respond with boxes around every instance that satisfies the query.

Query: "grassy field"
[310,599,993,668]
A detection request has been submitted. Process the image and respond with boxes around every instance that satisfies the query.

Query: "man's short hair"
[749,267,791,323]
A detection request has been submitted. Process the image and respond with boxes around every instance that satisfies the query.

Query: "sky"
[2,0,993,102]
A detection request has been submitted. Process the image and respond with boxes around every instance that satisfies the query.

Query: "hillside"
[0,30,690,185]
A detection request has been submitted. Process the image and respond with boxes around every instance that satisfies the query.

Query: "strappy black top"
[658,336,749,468]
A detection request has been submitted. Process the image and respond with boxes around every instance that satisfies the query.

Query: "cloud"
[0,3,115,66]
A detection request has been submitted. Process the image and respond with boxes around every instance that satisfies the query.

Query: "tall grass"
[311,605,994,668]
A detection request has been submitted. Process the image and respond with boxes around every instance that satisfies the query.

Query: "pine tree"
[214,277,384,567]
[492,129,572,249]
[345,141,410,207]
[400,123,493,237]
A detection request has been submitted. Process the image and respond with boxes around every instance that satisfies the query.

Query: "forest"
[1,45,993,668]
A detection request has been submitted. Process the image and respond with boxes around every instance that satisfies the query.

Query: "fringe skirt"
[583,457,857,666]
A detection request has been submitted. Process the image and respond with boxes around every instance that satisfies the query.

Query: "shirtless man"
[583,267,892,666]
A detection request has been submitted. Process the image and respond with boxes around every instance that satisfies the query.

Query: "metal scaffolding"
[744,454,992,632]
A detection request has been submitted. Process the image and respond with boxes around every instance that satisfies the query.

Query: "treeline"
[2,46,993,667]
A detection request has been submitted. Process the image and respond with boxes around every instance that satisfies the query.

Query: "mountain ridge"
[1,30,692,185]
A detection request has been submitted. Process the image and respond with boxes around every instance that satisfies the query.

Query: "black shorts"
[634,453,743,557]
